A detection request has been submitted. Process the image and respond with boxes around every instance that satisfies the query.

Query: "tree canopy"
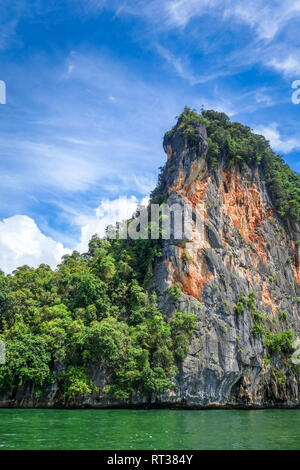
[0,238,197,401]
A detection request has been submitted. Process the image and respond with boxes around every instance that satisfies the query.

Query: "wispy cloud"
[223,0,300,40]
[112,1,300,83]
[165,0,212,28]
[0,46,191,250]
[163,0,300,41]
[0,49,178,198]
[106,0,300,41]
[253,123,300,153]
[155,44,235,85]
[268,56,300,77]
[0,20,18,50]
[154,44,202,85]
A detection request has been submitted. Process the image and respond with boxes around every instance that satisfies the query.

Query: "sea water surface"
[0,409,299,450]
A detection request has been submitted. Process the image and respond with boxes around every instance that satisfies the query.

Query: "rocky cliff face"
[150,117,300,407]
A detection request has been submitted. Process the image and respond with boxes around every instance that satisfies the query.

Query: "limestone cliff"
[149,112,300,407]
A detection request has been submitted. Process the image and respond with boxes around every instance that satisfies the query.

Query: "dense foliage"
[0,237,197,401]
[163,107,300,224]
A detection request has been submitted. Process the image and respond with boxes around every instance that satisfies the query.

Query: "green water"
[0,409,299,450]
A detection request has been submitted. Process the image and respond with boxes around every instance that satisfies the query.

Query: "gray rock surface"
[148,122,300,407]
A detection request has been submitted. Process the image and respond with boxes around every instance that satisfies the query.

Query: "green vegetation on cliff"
[0,237,197,401]
[163,107,300,224]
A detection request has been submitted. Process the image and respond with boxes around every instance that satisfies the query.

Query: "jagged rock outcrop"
[149,116,300,407]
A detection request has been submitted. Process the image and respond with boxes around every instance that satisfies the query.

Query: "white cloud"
[0,49,180,203]
[0,215,70,274]
[155,44,232,85]
[154,45,198,85]
[0,20,18,49]
[75,195,149,252]
[198,97,239,118]
[164,0,300,40]
[267,56,300,77]
[195,85,283,118]
[100,1,300,83]
[223,1,300,40]
[73,0,110,15]
[253,123,300,153]
[0,195,150,274]
[165,0,212,28]
[77,0,300,41]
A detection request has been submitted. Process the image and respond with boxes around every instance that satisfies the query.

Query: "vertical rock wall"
[151,121,300,407]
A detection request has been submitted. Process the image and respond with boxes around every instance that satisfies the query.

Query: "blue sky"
[0,0,300,272]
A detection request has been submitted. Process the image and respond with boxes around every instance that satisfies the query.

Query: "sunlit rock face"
[150,119,300,408]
